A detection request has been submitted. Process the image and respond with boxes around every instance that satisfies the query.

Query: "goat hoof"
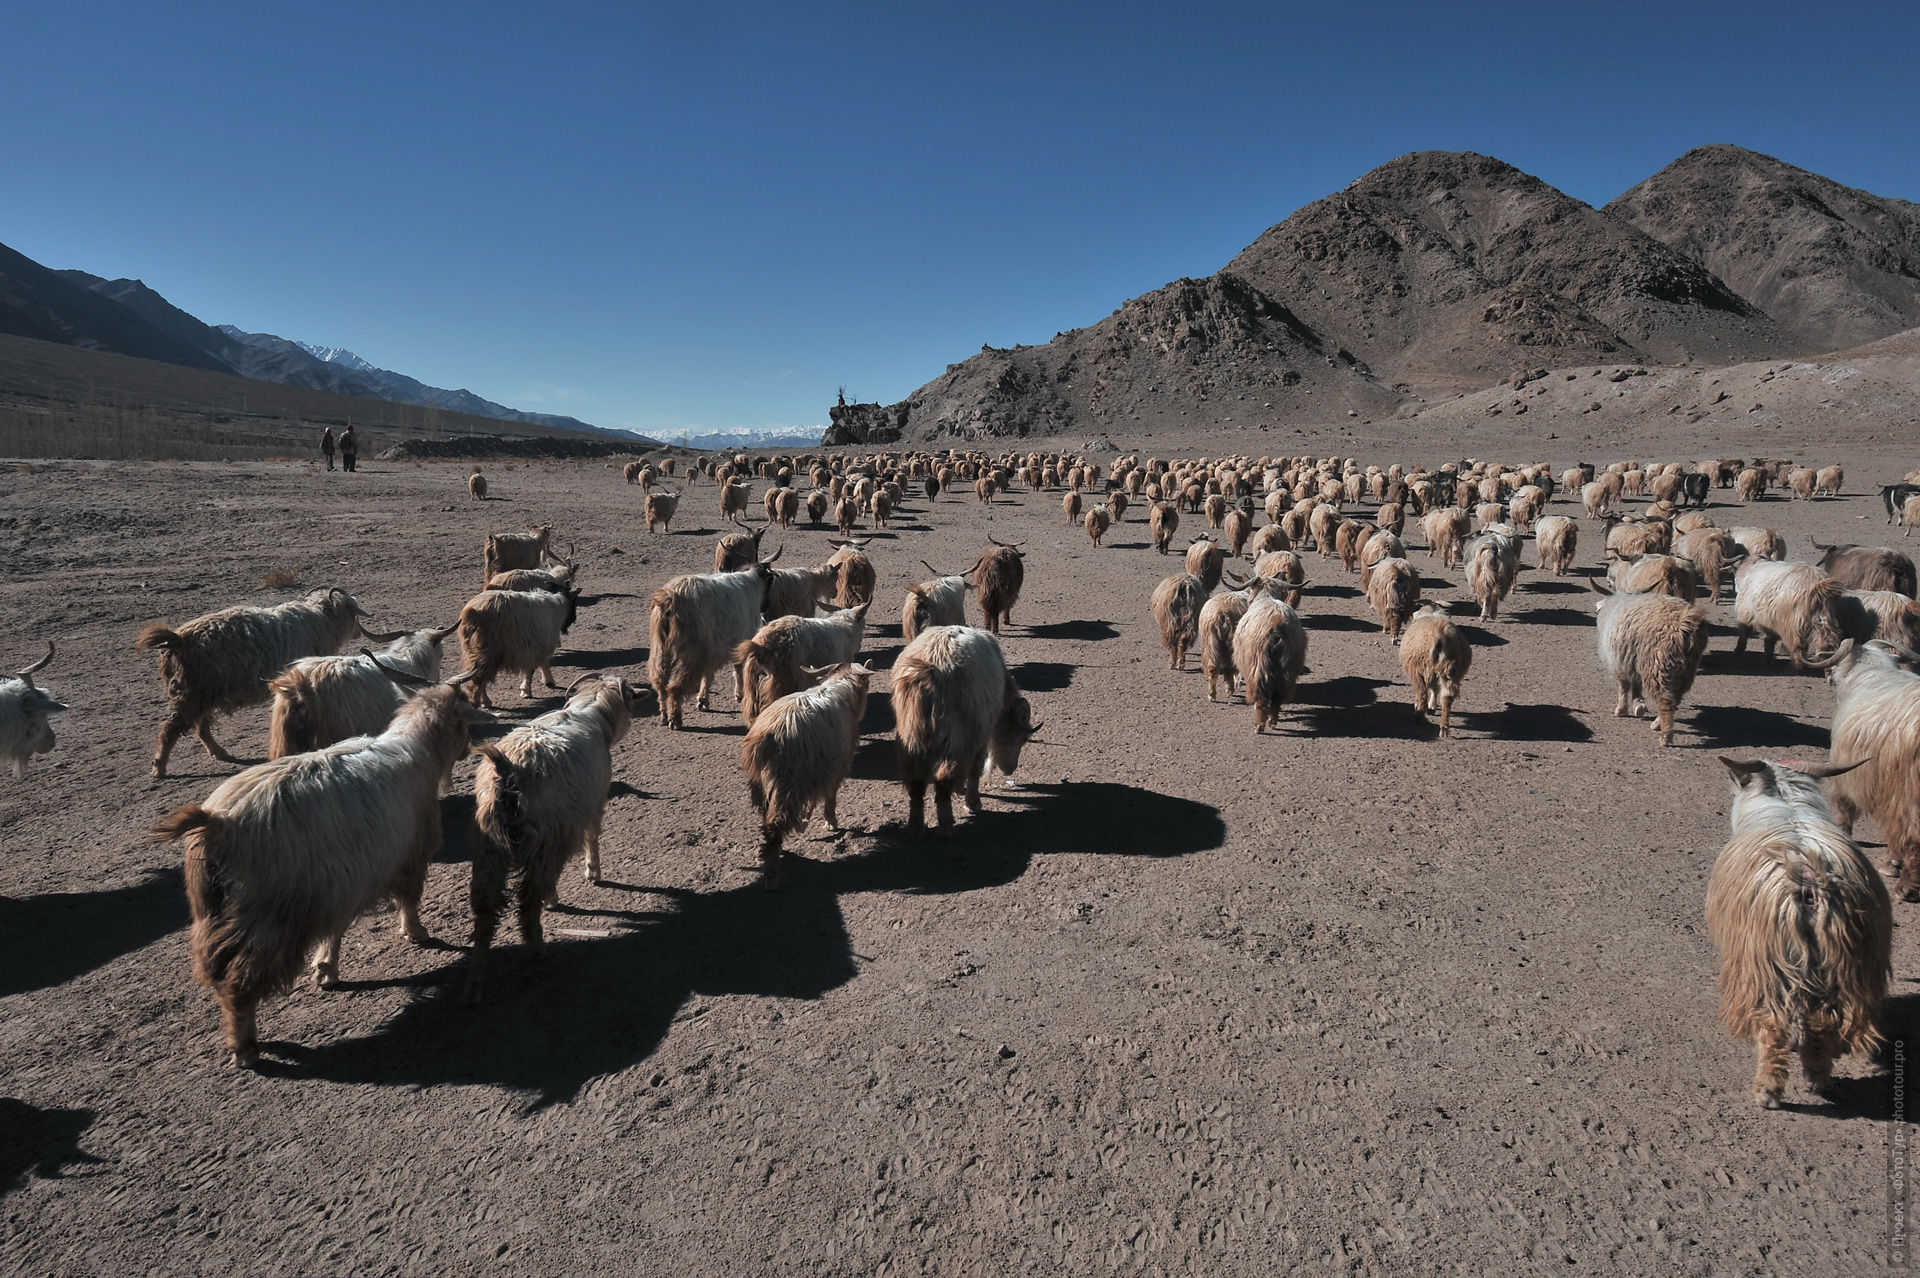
[230,1049,259,1070]
[1756,1090,1782,1110]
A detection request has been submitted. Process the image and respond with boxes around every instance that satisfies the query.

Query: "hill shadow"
[259,781,1220,1107]
[1023,620,1118,642]
[0,1100,102,1195]
[0,867,187,999]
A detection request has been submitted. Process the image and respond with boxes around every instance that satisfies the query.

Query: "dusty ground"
[2,433,1917,1274]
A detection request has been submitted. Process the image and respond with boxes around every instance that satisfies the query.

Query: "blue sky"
[3,2,1914,435]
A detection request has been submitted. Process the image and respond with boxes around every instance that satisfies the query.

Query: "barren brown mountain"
[1609,144,1920,353]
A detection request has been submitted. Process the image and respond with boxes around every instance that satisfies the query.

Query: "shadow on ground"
[261,782,1222,1107]
[0,1099,102,1195]
[0,868,187,999]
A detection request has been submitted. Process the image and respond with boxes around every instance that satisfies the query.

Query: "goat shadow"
[1465,703,1593,743]
[0,1099,103,1195]
[1012,661,1075,692]
[1687,704,1828,751]
[1781,990,1920,1122]
[1021,620,1119,642]
[0,867,188,999]
[257,781,1223,1107]
[564,646,648,672]
[1512,607,1593,628]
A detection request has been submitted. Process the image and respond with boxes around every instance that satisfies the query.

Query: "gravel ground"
[1,438,1914,1274]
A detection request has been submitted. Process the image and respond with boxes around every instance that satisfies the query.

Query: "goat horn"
[357,621,408,643]
[1586,574,1614,597]
[431,622,460,641]
[16,641,53,678]
[1790,756,1871,779]
[362,649,431,687]
[565,673,596,696]
[1798,640,1854,671]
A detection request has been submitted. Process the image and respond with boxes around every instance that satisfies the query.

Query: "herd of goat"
[4,446,1920,1108]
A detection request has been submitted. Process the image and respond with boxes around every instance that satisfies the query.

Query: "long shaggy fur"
[1464,529,1520,621]
[1365,557,1420,638]
[1608,554,1698,601]
[484,525,554,586]
[1733,559,1846,667]
[137,587,365,777]
[1535,515,1578,575]
[1399,604,1470,738]
[903,574,968,642]
[459,588,578,710]
[1707,759,1891,1106]
[1150,573,1206,670]
[827,543,876,608]
[466,678,645,1001]
[891,627,1037,832]
[765,564,836,619]
[1824,641,1920,900]
[1813,543,1916,596]
[734,603,869,723]
[1674,527,1740,603]
[1837,590,1920,650]
[153,684,487,1066]
[1231,596,1307,733]
[0,645,66,778]
[1594,588,1710,745]
[1184,539,1227,593]
[973,546,1024,632]
[647,564,774,727]
[268,628,450,757]
[1252,550,1305,606]
[741,665,872,887]
[1423,507,1469,569]
[1199,583,1263,702]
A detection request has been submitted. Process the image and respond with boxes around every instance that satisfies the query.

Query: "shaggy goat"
[1819,639,1920,901]
[1733,559,1846,668]
[1151,501,1180,554]
[484,525,559,586]
[1592,581,1711,745]
[459,587,581,710]
[1811,541,1916,597]
[826,539,876,608]
[1085,505,1112,547]
[715,520,770,573]
[891,626,1039,832]
[468,471,487,501]
[137,588,367,777]
[1535,515,1578,575]
[1231,595,1308,733]
[466,676,650,1001]
[1423,507,1470,570]
[1674,527,1742,604]
[973,539,1025,633]
[268,622,457,756]
[1150,572,1207,670]
[903,562,971,642]
[1607,553,1699,601]
[1399,604,1469,738]
[741,662,874,888]
[152,676,491,1066]
[1463,529,1521,621]
[0,643,65,778]
[1252,550,1306,606]
[1198,578,1265,702]
[648,558,778,727]
[1707,756,1889,1106]
[645,486,680,533]
[1365,556,1420,638]
[735,603,870,723]
[1185,537,1229,593]
[1837,591,1920,649]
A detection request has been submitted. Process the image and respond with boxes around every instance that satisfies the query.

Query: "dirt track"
[1,438,1915,1274]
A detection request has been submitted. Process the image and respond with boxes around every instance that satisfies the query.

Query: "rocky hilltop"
[831,147,1914,445]
[1608,144,1920,352]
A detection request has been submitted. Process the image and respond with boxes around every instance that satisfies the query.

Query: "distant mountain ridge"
[0,244,645,441]
[826,145,1917,444]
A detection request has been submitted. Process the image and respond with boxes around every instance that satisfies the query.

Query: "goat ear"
[1719,756,1770,787]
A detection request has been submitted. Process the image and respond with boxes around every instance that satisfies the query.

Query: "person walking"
[339,425,358,472]
[321,426,336,471]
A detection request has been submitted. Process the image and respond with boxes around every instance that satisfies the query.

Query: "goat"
[646,486,681,533]
[468,470,487,501]
[1151,501,1180,554]
[1150,573,1207,669]
[973,538,1025,633]
[648,556,778,728]
[1365,557,1420,638]
[742,662,874,887]
[137,588,366,778]
[1728,525,1786,562]
[1881,483,1920,525]
[1185,537,1228,593]
[1733,559,1846,668]
[458,587,581,710]
[826,539,876,607]
[1811,541,1916,597]
[1231,596,1308,733]
[151,673,491,1066]
[1674,527,1742,604]
[1814,465,1843,497]
[268,622,457,756]
[484,525,559,586]
[1707,755,1889,1106]
[1423,507,1469,569]
[0,643,65,778]
[1085,505,1112,547]
[715,519,770,573]
[892,626,1039,832]
[1252,550,1306,606]
[1837,591,1920,650]
[1463,528,1520,621]
[1818,639,1920,901]
[466,677,652,1001]
[486,564,576,594]
[1591,580,1711,745]
[903,562,971,642]
[1607,553,1698,601]
[1535,515,1578,575]
[735,603,870,724]
[1398,604,1469,738]
[1198,577,1265,702]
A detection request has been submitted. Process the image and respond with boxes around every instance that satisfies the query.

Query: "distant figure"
[321,426,336,471]
[340,426,358,472]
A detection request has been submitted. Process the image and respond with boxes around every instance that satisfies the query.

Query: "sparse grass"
[261,566,303,590]
[16,461,38,474]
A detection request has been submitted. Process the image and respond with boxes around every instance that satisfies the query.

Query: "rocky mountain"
[0,245,231,372]
[836,147,1919,444]
[1607,144,1920,352]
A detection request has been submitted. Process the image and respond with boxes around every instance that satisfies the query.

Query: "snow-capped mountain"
[295,342,378,373]
[672,426,826,450]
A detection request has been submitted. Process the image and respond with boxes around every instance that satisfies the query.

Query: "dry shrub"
[261,566,303,590]
[16,462,39,474]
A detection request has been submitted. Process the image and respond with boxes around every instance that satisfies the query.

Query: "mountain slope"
[0,244,234,372]
[1222,151,1797,391]
[1607,144,1920,351]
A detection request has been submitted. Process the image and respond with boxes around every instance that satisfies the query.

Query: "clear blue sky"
[4,2,1914,436]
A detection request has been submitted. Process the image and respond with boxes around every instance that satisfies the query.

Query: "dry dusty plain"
[2,421,1918,1274]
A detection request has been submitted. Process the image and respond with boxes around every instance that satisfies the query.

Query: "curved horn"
[761,544,784,565]
[16,641,53,678]
[362,648,431,687]
[921,560,950,580]
[430,622,460,641]
[443,669,478,686]
[1790,756,1870,779]
[1586,574,1614,597]
[356,621,408,644]
[564,672,597,696]
[1798,639,1854,671]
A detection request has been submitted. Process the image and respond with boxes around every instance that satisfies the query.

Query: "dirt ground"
[2,432,1917,1274]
